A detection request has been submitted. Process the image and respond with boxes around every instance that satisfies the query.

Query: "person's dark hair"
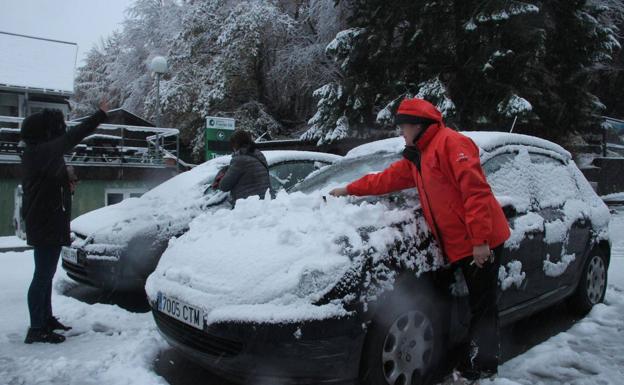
[230,129,255,151]
[20,109,66,145]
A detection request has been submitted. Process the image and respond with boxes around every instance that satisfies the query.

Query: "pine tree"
[304,0,619,143]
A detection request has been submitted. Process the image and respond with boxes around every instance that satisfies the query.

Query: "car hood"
[146,189,443,326]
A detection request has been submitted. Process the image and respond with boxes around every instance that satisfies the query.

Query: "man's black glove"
[402,146,421,171]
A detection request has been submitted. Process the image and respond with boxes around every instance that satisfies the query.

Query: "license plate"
[61,246,78,264]
[157,292,204,330]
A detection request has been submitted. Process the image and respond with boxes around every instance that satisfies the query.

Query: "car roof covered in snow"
[345,131,571,160]
[263,150,341,164]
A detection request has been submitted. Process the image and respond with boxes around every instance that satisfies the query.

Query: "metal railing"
[0,115,181,168]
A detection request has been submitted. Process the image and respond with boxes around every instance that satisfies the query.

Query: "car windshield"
[292,152,402,194]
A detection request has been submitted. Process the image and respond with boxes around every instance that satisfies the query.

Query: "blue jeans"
[28,246,61,329]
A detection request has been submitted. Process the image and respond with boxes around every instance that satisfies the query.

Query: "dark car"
[61,150,340,291]
[147,133,611,385]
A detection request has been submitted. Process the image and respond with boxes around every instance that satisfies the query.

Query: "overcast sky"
[0,0,135,67]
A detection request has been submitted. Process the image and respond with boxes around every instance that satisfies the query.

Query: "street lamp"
[150,56,168,127]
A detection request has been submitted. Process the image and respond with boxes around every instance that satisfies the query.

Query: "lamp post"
[150,56,168,127]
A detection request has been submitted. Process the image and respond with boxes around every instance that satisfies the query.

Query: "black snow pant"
[28,246,61,329]
[455,245,502,380]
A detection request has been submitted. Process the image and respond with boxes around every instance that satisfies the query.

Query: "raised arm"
[42,99,109,157]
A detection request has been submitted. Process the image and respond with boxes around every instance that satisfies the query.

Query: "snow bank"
[0,236,27,250]
[0,251,167,385]
[146,189,443,325]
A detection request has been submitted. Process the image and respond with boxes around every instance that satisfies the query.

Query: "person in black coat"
[216,130,272,206]
[20,100,109,344]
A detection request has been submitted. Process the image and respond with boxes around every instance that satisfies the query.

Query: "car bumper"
[151,307,366,384]
[62,248,143,291]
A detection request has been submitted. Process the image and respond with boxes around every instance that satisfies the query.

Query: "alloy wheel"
[381,310,434,385]
[586,255,606,305]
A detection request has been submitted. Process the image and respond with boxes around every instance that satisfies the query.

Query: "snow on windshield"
[146,187,443,325]
[295,152,403,194]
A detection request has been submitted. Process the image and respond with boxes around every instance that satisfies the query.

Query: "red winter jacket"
[347,100,510,263]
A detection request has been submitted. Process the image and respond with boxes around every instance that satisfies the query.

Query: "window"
[105,188,147,206]
[29,101,69,116]
[484,151,533,212]
[106,193,124,205]
[528,153,579,209]
[482,152,517,176]
[269,161,331,191]
[0,93,18,117]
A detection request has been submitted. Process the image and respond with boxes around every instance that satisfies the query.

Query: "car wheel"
[568,249,608,315]
[360,283,445,385]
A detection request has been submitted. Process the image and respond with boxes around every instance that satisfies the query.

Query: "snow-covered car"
[146,133,611,385]
[62,150,341,291]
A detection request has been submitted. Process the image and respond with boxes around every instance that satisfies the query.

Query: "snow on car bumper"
[152,306,366,384]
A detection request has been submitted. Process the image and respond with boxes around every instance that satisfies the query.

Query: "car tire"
[359,278,446,385]
[568,249,608,315]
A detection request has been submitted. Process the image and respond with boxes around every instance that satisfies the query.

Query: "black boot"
[24,328,66,344]
[47,316,72,331]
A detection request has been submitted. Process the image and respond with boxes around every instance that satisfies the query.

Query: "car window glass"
[269,174,285,192]
[484,150,533,212]
[482,152,516,175]
[293,153,402,194]
[269,161,322,191]
[529,153,579,209]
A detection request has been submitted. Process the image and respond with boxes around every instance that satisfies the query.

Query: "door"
[483,149,547,309]
[529,153,590,294]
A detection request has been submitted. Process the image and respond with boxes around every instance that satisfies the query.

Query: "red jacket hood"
[397,98,443,123]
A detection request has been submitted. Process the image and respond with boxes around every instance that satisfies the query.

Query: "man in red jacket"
[330,98,511,382]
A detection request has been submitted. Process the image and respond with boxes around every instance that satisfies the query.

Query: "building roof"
[0,31,77,95]
[72,108,155,127]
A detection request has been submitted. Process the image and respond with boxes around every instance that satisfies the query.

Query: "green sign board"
[205,116,235,160]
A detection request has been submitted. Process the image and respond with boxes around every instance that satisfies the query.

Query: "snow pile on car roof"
[146,190,442,325]
[344,131,571,159]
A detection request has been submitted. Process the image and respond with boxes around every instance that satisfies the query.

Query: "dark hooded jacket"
[21,109,107,246]
[218,146,272,205]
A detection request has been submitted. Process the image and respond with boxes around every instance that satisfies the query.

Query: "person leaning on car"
[216,129,272,206]
[20,100,109,344]
[329,98,511,382]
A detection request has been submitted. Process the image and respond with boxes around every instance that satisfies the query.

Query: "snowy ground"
[0,206,623,385]
[0,236,29,251]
